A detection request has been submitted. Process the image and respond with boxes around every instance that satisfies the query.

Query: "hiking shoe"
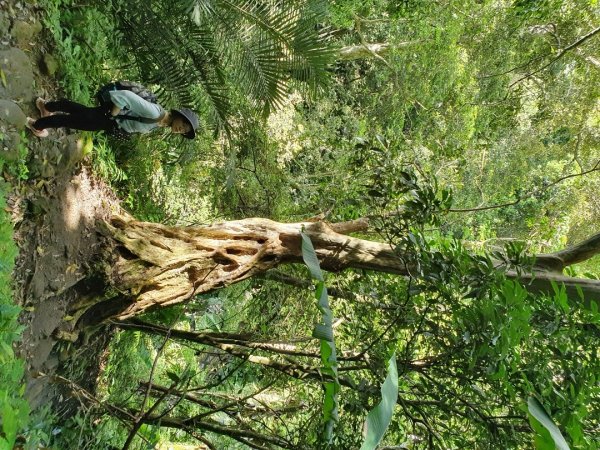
[26,117,49,138]
[36,98,53,118]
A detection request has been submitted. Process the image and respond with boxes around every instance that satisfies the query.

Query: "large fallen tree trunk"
[72,215,600,327]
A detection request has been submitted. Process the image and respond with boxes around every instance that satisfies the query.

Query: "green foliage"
[289,0,600,247]
[214,114,290,218]
[528,396,571,450]
[360,354,398,450]
[0,131,29,182]
[13,132,29,181]
[97,0,336,127]
[47,408,127,450]
[301,231,340,443]
[42,0,117,101]
[0,173,29,450]
[89,134,128,184]
[99,330,154,404]
[115,136,216,224]
[513,0,564,20]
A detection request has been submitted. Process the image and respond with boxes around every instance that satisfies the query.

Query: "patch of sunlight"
[266,91,310,168]
[62,183,82,231]
[155,444,208,450]
[514,85,540,132]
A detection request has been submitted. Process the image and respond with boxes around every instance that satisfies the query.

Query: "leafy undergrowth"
[0,161,29,449]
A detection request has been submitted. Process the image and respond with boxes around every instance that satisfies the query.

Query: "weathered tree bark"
[74,215,600,327]
[338,42,419,61]
[522,232,600,306]
[339,42,391,60]
[77,215,408,325]
[534,232,600,271]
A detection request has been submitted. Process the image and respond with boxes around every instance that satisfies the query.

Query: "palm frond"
[109,0,335,125]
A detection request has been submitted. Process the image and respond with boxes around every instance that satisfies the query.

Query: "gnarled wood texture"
[75,215,600,326]
[89,215,407,322]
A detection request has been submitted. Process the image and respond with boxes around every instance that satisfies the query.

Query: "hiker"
[26,88,199,139]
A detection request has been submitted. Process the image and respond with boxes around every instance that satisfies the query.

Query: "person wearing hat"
[26,89,199,139]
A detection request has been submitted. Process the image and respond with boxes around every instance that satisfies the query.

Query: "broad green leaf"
[139,423,161,445]
[301,231,339,442]
[301,230,324,281]
[313,324,334,342]
[1,403,17,447]
[0,341,13,362]
[575,285,584,302]
[166,371,180,383]
[0,436,13,450]
[360,354,399,450]
[527,397,570,450]
[316,283,330,310]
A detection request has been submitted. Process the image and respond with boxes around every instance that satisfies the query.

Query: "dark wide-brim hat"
[173,108,199,139]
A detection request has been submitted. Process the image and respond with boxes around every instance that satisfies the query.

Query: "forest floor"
[2,0,120,414]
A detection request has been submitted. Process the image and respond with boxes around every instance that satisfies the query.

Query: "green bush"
[42,0,117,101]
[0,170,29,450]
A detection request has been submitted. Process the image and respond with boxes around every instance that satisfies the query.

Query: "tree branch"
[260,269,356,300]
[329,217,371,234]
[535,232,600,271]
[509,25,600,88]
[122,314,181,450]
[449,159,600,213]
[144,415,293,449]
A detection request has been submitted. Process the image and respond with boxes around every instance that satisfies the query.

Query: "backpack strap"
[114,109,166,125]
[118,115,161,124]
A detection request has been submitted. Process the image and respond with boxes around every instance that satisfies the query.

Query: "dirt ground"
[2,0,122,413]
[14,165,120,411]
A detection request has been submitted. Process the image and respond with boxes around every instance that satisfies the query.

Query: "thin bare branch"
[449,159,600,213]
[122,315,180,450]
[509,26,600,88]
[260,269,356,300]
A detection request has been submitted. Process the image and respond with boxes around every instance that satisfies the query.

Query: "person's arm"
[110,104,121,116]
[108,90,163,119]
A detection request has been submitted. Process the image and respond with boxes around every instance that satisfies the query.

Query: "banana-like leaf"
[301,231,324,281]
[360,354,399,450]
[301,230,339,443]
[527,397,570,450]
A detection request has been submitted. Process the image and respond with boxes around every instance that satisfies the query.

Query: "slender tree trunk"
[534,233,600,271]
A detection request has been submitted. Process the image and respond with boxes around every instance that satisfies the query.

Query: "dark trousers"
[33,100,115,132]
